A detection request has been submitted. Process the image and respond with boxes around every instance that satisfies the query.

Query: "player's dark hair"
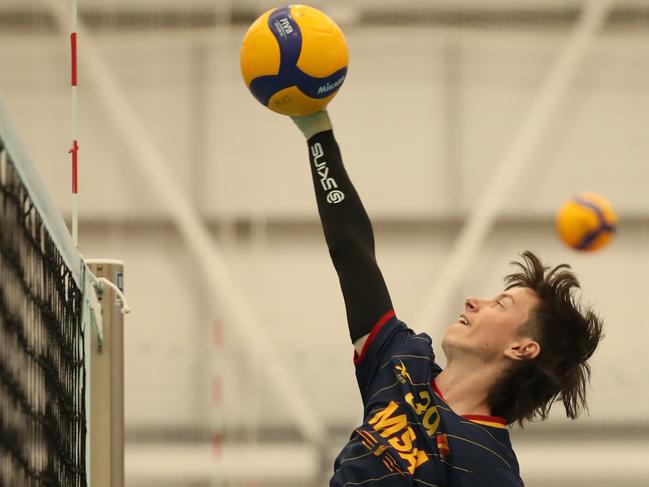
[488,250,604,426]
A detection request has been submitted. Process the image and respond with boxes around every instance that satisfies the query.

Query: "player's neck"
[435,361,502,418]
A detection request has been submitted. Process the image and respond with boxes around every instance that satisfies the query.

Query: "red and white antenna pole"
[69,0,79,246]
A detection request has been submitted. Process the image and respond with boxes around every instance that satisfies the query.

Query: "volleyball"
[240,5,348,117]
[555,193,618,252]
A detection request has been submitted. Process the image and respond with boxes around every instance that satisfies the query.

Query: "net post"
[87,260,125,487]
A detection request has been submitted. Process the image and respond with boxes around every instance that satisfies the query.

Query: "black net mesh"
[0,141,86,486]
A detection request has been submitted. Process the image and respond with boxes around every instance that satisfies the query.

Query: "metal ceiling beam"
[2,3,648,32]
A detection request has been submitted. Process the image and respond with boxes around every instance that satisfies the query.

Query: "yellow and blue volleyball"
[556,193,617,252]
[240,5,348,117]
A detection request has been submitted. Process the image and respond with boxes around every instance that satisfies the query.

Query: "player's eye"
[495,300,504,308]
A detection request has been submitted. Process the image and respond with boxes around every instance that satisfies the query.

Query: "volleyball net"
[0,100,120,486]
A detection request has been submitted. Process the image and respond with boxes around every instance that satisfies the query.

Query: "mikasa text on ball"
[240,5,349,117]
[555,193,617,252]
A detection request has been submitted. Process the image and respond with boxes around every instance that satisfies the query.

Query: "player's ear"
[504,339,540,361]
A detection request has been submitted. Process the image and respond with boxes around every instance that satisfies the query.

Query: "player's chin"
[442,323,466,346]
[446,321,469,335]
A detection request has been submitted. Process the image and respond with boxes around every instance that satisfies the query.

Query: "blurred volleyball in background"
[556,193,618,252]
[240,4,349,117]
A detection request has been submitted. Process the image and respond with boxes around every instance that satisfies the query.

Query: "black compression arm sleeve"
[305,129,393,342]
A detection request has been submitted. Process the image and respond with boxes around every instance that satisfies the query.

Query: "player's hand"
[292,110,333,139]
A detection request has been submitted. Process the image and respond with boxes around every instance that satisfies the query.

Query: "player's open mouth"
[459,314,470,326]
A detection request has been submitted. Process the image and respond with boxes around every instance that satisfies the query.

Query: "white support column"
[43,0,325,445]
[416,0,616,335]
[87,260,125,487]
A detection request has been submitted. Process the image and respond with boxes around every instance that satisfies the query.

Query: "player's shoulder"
[385,317,436,359]
[433,397,520,476]
[379,313,434,350]
[355,312,436,367]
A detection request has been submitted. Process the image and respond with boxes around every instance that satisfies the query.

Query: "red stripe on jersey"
[353,309,396,366]
[432,379,507,427]
[431,378,445,401]
[462,414,507,427]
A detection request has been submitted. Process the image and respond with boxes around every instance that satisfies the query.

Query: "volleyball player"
[292,110,603,486]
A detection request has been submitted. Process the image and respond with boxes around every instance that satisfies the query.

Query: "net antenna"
[66,1,130,483]
[69,0,79,246]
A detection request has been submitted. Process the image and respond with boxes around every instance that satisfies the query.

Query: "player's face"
[442,286,540,365]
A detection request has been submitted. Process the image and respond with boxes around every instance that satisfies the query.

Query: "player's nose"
[464,297,479,312]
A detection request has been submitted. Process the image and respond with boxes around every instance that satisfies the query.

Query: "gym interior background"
[1,0,648,485]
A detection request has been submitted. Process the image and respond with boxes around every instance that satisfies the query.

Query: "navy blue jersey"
[330,312,524,486]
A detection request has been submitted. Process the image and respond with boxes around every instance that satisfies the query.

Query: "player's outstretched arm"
[293,111,393,353]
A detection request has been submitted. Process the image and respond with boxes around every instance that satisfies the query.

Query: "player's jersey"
[330,311,524,487]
